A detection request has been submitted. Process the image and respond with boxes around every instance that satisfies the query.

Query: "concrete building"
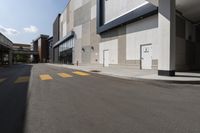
[48,36,53,63]
[0,32,13,65]
[52,0,200,76]
[32,34,50,63]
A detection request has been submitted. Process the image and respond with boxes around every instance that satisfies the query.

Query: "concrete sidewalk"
[47,63,200,83]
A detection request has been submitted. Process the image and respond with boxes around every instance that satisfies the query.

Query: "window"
[58,38,74,53]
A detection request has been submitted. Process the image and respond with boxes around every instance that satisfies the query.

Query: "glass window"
[58,38,74,54]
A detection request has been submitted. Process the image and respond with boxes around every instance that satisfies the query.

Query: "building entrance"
[59,48,73,64]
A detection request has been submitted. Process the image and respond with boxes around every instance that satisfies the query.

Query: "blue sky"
[0,0,68,44]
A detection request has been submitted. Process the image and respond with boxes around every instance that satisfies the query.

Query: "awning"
[53,31,75,48]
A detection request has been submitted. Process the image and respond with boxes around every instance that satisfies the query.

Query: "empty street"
[0,64,200,133]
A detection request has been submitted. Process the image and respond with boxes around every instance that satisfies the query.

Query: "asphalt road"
[24,64,200,133]
[1,64,200,133]
[0,64,32,133]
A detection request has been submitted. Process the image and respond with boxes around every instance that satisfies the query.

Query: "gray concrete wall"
[104,0,147,24]
[53,14,60,44]
[53,47,59,63]
[53,0,200,73]
[57,0,160,69]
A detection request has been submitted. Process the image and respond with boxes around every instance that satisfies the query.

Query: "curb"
[89,72,200,85]
[47,64,200,85]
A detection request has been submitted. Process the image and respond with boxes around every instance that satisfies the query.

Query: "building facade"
[52,0,200,76]
[48,36,53,63]
[32,35,50,63]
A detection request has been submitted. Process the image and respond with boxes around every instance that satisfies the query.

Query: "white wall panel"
[73,0,83,11]
[126,15,159,60]
[91,5,96,20]
[99,39,118,64]
[104,0,148,23]
[63,22,67,37]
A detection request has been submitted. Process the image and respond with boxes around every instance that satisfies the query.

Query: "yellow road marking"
[0,78,6,83]
[14,76,29,84]
[73,71,90,76]
[58,73,72,78]
[40,74,53,81]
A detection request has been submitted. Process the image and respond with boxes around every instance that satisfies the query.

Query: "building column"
[9,50,13,65]
[158,0,176,76]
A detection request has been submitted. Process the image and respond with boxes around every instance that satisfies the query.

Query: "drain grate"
[90,70,101,73]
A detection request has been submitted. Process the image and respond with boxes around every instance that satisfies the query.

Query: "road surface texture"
[0,64,32,133]
[1,64,200,133]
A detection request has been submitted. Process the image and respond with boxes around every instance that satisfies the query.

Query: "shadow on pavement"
[0,64,32,133]
[169,81,200,85]
[175,75,200,78]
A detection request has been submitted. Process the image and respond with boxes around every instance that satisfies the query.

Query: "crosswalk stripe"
[0,78,6,83]
[40,74,53,81]
[14,76,29,84]
[73,71,90,76]
[58,73,72,78]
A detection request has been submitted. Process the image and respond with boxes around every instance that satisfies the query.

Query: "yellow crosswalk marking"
[58,73,72,78]
[40,74,53,81]
[14,76,29,84]
[73,71,90,76]
[0,78,6,83]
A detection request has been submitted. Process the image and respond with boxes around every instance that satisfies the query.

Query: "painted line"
[14,76,30,84]
[40,74,53,81]
[58,73,72,78]
[0,78,6,83]
[73,71,90,76]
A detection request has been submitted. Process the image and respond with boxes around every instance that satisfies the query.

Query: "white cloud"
[23,25,38,33]
[0,25,19,35]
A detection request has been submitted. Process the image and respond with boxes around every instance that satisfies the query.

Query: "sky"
[0,0,68,44]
